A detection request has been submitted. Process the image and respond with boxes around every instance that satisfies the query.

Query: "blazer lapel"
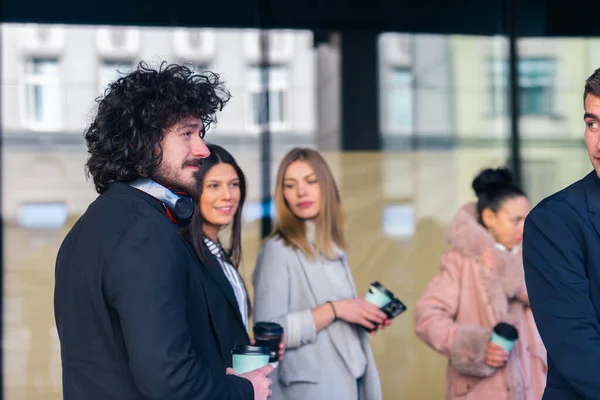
[202,245,245,326]
[584,171,600,238]
[180,239,231,363]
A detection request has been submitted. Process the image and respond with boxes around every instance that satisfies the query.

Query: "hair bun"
[472,167,514,197]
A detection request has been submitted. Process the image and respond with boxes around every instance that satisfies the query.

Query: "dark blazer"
[54,182,253,400]
[190,239,251,365]
[523,171,600,400]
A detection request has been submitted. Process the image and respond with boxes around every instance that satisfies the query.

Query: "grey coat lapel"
[294,249,334,305]
[293,249,363,377]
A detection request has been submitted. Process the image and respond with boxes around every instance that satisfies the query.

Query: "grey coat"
[252,236,383,400]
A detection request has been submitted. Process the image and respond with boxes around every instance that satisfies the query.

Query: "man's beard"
[151,160,202,201]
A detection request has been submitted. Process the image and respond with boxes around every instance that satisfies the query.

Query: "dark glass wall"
[0,20,594,399]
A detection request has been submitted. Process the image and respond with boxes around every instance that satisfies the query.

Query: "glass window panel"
[247,65,288,129]
[26,57,60,128]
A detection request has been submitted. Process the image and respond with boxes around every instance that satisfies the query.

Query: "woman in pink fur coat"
[415,167,547,400]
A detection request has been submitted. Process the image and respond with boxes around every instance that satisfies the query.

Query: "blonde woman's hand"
[277,333,285,360]
[333,298,387,330]
[367,317,392,335]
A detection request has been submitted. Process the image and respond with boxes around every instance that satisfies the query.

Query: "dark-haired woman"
[415,167,546,400]
[180,144,284,371]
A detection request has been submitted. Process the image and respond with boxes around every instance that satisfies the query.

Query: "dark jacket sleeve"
[523,201,600,399]
[104,216,253,400]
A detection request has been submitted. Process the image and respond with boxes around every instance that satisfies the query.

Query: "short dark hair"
[472,167,526,227]
[584,67,600,105]
[84,61,231,193]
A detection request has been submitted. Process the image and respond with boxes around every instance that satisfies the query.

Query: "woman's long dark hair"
[180,143,246,269]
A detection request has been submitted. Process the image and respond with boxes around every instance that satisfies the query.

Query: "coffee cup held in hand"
[381,297,407,319]
[364,281,394,308]
[490,322,519,353]
[231,344,270,374]
[253,321,284,368]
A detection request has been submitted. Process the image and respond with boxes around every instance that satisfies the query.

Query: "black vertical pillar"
[258,1,272,239]
[258,30,272,239]
[338,31,384,239]
[340,31,381,151]
[0,24,4,400]
[507,0,522,187]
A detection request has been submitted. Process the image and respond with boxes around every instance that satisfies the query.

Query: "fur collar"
[447,202,526,308]
[448,203,500,258]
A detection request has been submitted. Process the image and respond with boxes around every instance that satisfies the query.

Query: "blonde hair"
[271,148,345,260]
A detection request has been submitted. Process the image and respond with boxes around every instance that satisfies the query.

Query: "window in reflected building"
[378,33,414,139]
[247,65,289,131]
[25,57,61,130]
[382,203,415,239]
[172,28,214,75]
[389,68,414,132]
[193,63,210,74]
[489,57,555,116]
[99,59,134,94]
[96,27,140,59]
[243,29,294,62]
[520,58,555,115]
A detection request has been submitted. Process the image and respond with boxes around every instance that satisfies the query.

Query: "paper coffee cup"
[364,281,394,308]
[231,344,270,374]
[490,322,519,353]
[253,321,284,368]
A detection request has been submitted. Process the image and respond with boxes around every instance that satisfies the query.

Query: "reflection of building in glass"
[24,58,61,130]
[489,57,555,117]
[378,34,455,149]
[376,34,600,212]
[5,26,600,219]
[451,36,599,205]
[6,25,600,400]
[1,24,317,219]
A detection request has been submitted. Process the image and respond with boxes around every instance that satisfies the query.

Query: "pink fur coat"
[415,203,547,400]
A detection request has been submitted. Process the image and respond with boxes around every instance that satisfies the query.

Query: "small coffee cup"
[364,281,394,309]
[253,321,284,368]
[490,322,519,353]
[231,344,270,374]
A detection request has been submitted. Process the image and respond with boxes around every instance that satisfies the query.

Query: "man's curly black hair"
[84,61,231,194]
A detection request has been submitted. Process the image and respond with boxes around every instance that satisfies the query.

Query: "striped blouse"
[202,235,249,329]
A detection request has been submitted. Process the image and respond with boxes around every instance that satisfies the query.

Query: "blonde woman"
[252,148,389,400]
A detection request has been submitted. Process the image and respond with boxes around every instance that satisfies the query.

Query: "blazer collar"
[584,171,600,238]
[103,181,169,218]
[182,238,248,362]
[200,239,246,327]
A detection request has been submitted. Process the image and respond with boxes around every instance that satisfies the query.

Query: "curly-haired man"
[54,62,272,400]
